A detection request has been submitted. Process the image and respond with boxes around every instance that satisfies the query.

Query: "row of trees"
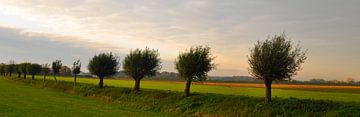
[1,34,306,103]
[0,61,65,82]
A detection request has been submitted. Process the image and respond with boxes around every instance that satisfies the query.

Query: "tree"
[309,78,326,84]
[72,60,81,86]
[52,60,62,83]
[42,64,51,82]
[88,53,120,88]
[15,64,22,79]
[27,63,42,80]
[5,61,16,77]
[346,78,355,84]
[19,63,31,79]
[248,34,307,103]
[123,48,161,93]
[175,46,215,97]
[59,66,72,76]
[0,63,5,76]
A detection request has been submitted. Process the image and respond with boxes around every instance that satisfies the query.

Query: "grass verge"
[4,77,360,117]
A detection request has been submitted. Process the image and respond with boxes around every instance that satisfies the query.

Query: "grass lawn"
[0,78,170,117]
[36,76,360,102]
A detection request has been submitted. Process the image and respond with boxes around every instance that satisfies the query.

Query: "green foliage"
[123,47,161,80]
[88,52,120,88]
[52,60,62,75]
[248,33,307,102]
[27,64,42,76]
[175,46,215,81]
[0,63,5,75]
[5,63,16,75]
[42,64,51,75]
[248,34,307,81]
[88,53,120,78]
[72,60,81,75]
[123,47,161,92]
[59,66,72,76]
[15,64,21,73]
[176,46,215,96]
[19,62,31,74]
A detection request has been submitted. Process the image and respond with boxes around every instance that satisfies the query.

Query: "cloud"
[0,0,359,80]
[0,26,124,70]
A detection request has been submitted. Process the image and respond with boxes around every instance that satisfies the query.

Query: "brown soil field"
[192,82,360,89]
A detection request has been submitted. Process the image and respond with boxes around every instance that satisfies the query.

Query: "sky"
[0,0,359,81]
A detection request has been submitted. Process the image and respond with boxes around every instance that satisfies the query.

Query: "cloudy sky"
[0,0,359,80]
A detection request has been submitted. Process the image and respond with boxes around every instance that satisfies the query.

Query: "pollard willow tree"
[72,60,81,86]
[0,63,5,76]
[42,64,51,82]
[123,47,161,93]
[27,63,42,80]
[19,63,31,79]
[15,64,22,78]
[52,60,62,83]
[88,53,120,88]
[248,34,307,103]
[175,46,215,97]
[5,61,16,77]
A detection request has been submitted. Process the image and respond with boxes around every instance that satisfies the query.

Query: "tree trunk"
[184,80,192,97]
[99,76,104,88]
[134,79,141,93]
[23,73,26,79]
[265,80,272,103]
[18,73,21,79]
[9,72,12,77]
[32,74,35,80]
[43,74,46,86]
[74,75,77,87]
[54,74,57,83]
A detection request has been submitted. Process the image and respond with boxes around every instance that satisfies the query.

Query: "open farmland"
[193,82,360,94]
[34,76,360,102]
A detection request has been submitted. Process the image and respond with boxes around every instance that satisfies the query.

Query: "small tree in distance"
[123,47,161,93]
[20,63,31,79]
[52,60,62,83]
[42,64,51,82]
[5,61,16,77]
[0,63,5,76]
[248,33,307,103]
[15,64,22,79]
[72,60,81,86]
[175,46,215,97]
[27,63,42,80]
[88,53,120,88]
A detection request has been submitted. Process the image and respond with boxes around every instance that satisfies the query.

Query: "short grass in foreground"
[41,76,360,102]
[0,78,169,117]
[5,77,360,117]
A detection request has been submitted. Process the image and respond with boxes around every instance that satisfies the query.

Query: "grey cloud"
[0,26,123,70]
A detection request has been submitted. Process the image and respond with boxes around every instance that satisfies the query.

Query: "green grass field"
[0,78,170,117]
[34,76,360,102]
[3,76,360,116]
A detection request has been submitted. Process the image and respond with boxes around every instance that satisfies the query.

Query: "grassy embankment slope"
[3,78,360,117]
[46,76,360,102]
[0,78,170,117]
[3,76,360,116]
